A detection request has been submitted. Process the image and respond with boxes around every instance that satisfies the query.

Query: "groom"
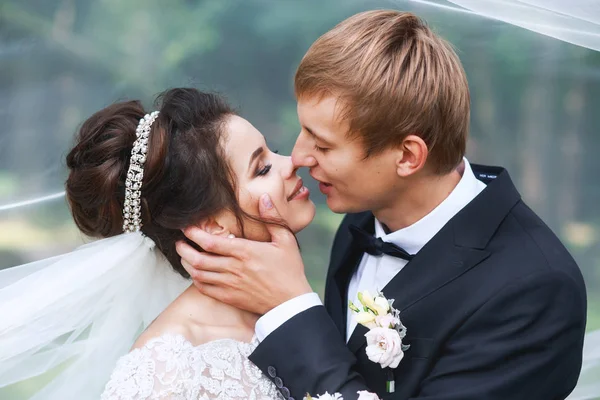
[177,10,587,400]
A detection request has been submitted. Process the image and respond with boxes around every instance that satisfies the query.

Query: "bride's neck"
[180,284,259,331]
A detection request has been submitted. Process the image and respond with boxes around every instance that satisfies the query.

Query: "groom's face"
[292,96,401,214]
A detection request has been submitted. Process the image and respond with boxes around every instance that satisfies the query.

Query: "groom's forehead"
[298,97,352,138]
[297,95,397,154]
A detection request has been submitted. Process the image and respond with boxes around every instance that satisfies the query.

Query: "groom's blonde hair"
[295,10,470,174]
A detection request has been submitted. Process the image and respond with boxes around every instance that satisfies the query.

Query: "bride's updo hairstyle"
[66,88,244,278]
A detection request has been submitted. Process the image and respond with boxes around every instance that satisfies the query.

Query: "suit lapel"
[347,323,369,352]
[346,167,521,354]
[385,238,491,313]
[346,228,490,354]
[325,212,373,337]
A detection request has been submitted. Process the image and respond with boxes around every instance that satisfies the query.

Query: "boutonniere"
[304,391,380,400]
[349,290,409,392]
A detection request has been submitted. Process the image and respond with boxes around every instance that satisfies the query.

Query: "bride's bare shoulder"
[131,319,195,350]
[130,286,211,349]
[131,286,253,350]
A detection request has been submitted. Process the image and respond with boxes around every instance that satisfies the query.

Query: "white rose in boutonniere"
[303,392,343,400]
[349,290,410,371]
[365,327,405,368]
[357,391,381,400]
[304,391,381,400]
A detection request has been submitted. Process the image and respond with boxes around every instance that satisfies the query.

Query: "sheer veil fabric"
[408,0,600,52]
[0,233,189,399]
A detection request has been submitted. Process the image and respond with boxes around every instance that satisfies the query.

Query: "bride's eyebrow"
[247,147,264,170]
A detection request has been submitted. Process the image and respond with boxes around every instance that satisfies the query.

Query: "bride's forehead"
[225,115,263,141]
[222,115,265,154]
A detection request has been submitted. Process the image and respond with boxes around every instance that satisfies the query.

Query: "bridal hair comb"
[122,111,159,233]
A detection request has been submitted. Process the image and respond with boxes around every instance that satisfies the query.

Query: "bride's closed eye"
[254,149,279,177]
[255,163,272,177]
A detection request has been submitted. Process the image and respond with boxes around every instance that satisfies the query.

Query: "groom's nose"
[291,132,317,168]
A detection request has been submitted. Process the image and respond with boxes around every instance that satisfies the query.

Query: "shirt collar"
[374,158,486,254]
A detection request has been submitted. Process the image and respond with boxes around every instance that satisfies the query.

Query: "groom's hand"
[176,194,312,315]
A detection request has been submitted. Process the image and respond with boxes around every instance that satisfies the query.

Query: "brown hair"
[65,88,246,278]
[295,10,470,174]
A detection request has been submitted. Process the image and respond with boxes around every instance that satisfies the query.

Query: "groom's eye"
[314,144,329,153]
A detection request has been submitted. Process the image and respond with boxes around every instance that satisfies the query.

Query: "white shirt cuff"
[255,292,323,342]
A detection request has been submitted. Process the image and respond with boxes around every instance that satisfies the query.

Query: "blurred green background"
[0,0,599,396]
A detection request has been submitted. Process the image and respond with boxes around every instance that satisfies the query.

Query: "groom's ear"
[395,134,428,177]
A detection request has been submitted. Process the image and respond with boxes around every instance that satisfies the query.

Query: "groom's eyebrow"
[248,147,264,170]
[305,126,333,146]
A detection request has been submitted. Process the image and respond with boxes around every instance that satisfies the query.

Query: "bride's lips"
[287,179,310,201]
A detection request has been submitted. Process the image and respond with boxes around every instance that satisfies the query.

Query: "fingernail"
[261,194,273,209]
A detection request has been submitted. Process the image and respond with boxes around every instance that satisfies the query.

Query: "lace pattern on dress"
[100,334,282,400]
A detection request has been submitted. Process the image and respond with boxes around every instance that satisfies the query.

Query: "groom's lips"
[310,172,333,195]
[317,181,333,195]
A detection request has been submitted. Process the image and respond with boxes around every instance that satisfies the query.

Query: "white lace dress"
[100,333,283,400]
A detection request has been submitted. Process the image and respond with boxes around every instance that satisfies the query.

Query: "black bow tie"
[349,225,415,261]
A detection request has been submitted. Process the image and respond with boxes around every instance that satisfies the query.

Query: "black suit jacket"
[250,165,587,400]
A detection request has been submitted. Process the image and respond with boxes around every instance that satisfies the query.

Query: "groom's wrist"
[255,292,323,342]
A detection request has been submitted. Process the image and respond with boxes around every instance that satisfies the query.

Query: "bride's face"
[223,115,316,240]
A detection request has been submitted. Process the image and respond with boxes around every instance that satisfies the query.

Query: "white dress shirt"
[256,158,486,343]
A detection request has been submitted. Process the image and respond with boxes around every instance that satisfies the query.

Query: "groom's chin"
[325,195,353,214]
[325,193,372,215]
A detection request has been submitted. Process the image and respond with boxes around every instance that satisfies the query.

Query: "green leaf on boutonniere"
[348,301,360,313]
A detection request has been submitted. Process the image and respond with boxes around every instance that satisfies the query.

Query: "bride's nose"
[277,154,295,180]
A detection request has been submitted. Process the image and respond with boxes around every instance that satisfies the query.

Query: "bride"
[0,87,314,399]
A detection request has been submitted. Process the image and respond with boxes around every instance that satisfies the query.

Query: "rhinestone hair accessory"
[122,111,159,233]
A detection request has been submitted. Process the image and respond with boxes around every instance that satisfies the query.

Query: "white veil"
[446,0,600,52]
[405,0,600,52]
[0,232,189,399]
